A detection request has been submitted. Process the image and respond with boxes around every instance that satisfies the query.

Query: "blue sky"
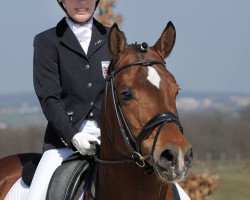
[0,0,250,95]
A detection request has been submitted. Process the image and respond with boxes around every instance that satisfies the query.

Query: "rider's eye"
[120,89,134,101]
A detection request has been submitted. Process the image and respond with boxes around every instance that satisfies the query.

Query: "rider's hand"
[71,132,100,155]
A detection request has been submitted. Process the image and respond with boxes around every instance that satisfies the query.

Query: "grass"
[193,160,250,200]
[212,171,250,200]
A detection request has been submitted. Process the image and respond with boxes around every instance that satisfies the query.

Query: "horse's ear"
[153,21,176,59]
[109,23,127,63]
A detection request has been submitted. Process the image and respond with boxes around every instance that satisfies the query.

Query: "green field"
[213,171,250,200]
[193,160,250,200]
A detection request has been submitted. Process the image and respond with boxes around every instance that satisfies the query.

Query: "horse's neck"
[96,136,173,200]
[97,164,172,200]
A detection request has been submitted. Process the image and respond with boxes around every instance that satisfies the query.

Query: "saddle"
[21,153,96,200]
[21,154,181,200]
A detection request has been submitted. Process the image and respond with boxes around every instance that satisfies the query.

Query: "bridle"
[96,57,183,170]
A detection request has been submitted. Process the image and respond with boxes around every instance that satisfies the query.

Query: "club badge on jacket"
[101,61,110,79]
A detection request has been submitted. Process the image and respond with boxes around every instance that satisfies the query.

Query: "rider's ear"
[109,23,127,63]
[153,21,176,59]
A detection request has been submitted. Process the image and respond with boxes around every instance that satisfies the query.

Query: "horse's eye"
[120,89,134,101]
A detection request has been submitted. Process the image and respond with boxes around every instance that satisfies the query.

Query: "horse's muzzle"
[154,146,193,182]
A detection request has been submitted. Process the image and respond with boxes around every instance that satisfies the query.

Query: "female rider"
[28,0,111,199]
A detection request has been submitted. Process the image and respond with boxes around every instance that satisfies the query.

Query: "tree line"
[181,106,250,160]
[1,106,250,160]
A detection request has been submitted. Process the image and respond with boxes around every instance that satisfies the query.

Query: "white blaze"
[146,66,161,89]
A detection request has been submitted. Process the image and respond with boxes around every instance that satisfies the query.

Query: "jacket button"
[85,64,90,69]
[89,112,94,117]
[90,102,94,106]
[87,82,92,88]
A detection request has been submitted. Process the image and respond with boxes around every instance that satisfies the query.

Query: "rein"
[96,59,183,170]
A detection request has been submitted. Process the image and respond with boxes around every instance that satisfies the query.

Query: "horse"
[0,22,193,200]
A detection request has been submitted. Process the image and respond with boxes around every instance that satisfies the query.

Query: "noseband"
[97,59,183,169]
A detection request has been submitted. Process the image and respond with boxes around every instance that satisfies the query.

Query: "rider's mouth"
[75,8,88,13]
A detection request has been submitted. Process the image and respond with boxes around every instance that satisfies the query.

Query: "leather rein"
[95,60,183,169]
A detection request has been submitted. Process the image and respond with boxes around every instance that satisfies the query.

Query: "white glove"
[71,132,100,155]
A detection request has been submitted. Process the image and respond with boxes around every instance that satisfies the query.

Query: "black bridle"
[96,59,183,169]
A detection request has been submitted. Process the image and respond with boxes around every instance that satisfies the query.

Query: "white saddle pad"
[4,178,29,200]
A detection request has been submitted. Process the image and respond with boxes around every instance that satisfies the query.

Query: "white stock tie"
[73,26,92,54]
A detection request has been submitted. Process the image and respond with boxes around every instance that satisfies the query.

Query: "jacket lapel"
[87,19,108,58]
[56,18,87,57]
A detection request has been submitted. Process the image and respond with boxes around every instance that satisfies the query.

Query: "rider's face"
[63,0,96,23]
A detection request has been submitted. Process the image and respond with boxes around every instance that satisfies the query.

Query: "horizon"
[0,88,250,97]
[1,89,250,109]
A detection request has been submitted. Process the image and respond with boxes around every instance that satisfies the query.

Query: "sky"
[0,0,250,95]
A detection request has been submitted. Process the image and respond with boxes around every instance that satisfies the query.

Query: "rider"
[27,0,111,199]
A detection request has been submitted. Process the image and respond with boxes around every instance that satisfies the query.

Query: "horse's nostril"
[185,148,194,166]
[160,149,176,165]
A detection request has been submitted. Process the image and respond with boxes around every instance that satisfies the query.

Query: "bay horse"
[95,22,193,200]
[0,22,193,200]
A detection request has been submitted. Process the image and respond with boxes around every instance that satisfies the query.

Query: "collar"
[56,17,108,58]
[56,17,107,38]
[66,16,93,32]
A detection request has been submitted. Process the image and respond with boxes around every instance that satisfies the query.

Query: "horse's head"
[104,22,193,183]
